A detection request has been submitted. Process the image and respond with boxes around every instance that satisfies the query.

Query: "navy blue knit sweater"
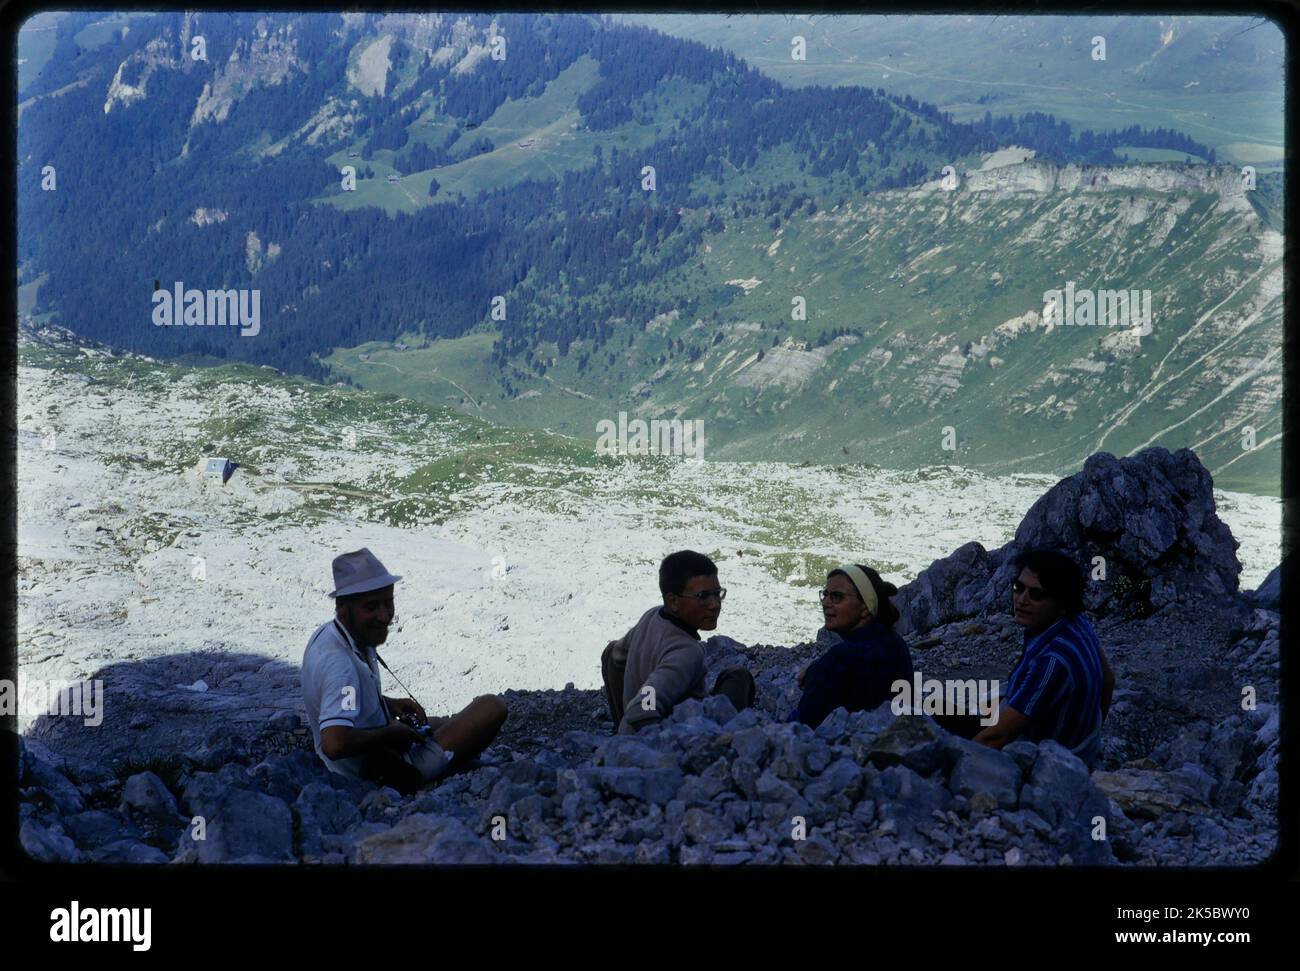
[790,622,914,728]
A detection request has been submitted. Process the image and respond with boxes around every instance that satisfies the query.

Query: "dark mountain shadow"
[24,650,304,769]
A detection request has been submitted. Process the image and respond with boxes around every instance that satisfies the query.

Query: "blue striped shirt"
[1004,614,1103,750]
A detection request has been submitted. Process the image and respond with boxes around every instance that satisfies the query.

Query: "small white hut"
[199,457,234,483]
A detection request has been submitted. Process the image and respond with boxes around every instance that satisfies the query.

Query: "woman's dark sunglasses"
[1012,579,1048,602]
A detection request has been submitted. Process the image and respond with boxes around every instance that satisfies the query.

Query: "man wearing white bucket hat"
[301,548,508,792]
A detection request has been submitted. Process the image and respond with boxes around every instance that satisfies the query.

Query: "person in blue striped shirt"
[971,549,1115,769]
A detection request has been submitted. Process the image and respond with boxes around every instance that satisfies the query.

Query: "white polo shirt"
[302,618,392,778]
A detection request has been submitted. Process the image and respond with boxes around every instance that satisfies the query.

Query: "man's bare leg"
[432,695,508,764]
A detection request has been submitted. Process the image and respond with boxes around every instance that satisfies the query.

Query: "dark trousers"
[357,747,424,795]
[601,640,627,727]
[712,667,756,713]
[932,713,985,740]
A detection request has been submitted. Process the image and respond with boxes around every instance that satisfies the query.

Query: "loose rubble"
[15,448,1280,866]
[15,639,1278,866]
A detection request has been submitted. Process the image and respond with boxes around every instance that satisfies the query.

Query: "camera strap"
[334,618,405,720]
[372,649,420,706]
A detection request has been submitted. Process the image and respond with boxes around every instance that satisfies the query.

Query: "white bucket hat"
[328,548,402,598]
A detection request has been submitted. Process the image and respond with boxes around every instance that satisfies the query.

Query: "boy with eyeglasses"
[959,548,1115,769]
[601,550,755,734]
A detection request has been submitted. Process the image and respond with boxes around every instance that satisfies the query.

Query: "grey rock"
[1002,809,1053,838]
[20,819,84,863]
[701,695,738,725]
[1247,766,1278,813]
[804,758,866,804]
[467,766,503,797]
[869,766,952,839]
[1000,741,1039,777]
[847,703,900,737]
[179,771,241,821]
[321,821,389,856]
[669,699,706,723]
[189,732,252,771]
[579,766,683,806]
[121,771,180,824]
[511,794,551,823]
[17,736,32,785]
[176,788,295,863]
[678,758,731,804]
[1022,741,1093,827]
[864,716,947,775]
[731,726,771,765]
[1252,704,1279,748]
[723,708,763,732]
[852,799,876,826]
[971,817,1009,845]
[561,730,603,757]
[353,814,497,865]
[723,800,752,829]
[1243,556,1285,609]
[815,708,852,741]
[635,842,672,864]
[1213,780,1246,816]
[268,711,302,732]
[796,834,839,864]
[730,758,761,800]
[948,742,1022,810]
[62,809,138,849]
[895,448,1240,634]
[250,750,325,802]
[679,844,714,865]
[294,782,363,855]
[1091,767,1213,820]
[25,755,86,815]
[599,736,677,770]
[755,770,799,804]
[88,839,170,864]
[1173,763,1217,804]
[359,787,402,819]
[500,760,550,786]
[486,780,534,817]
[681,807,734,845]
[712,851,754,866]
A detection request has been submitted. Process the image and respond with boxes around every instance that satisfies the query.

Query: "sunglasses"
[1012,579,1048,602]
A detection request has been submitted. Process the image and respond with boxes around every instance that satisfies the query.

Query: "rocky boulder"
[896,447,1241,635]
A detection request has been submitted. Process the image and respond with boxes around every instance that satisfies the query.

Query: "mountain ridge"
[16,12,1281,493]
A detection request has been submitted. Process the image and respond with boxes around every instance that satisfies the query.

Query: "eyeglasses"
[675,587,726,603]
[819,589,858,605]
[1012,580,1048,602]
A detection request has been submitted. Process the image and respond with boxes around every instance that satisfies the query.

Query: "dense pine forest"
[18,11,1216,383]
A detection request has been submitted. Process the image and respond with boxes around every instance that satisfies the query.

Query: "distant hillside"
[326,156,1284,496]
[614,13,1285,169]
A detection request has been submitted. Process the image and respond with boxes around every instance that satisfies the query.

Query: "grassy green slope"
[317,55,715,214]
[325,161,1282,496]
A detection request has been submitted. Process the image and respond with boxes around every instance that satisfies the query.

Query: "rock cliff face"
[894,447,1240,636]
[190,23,306,126]
[914,159,1257,216]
